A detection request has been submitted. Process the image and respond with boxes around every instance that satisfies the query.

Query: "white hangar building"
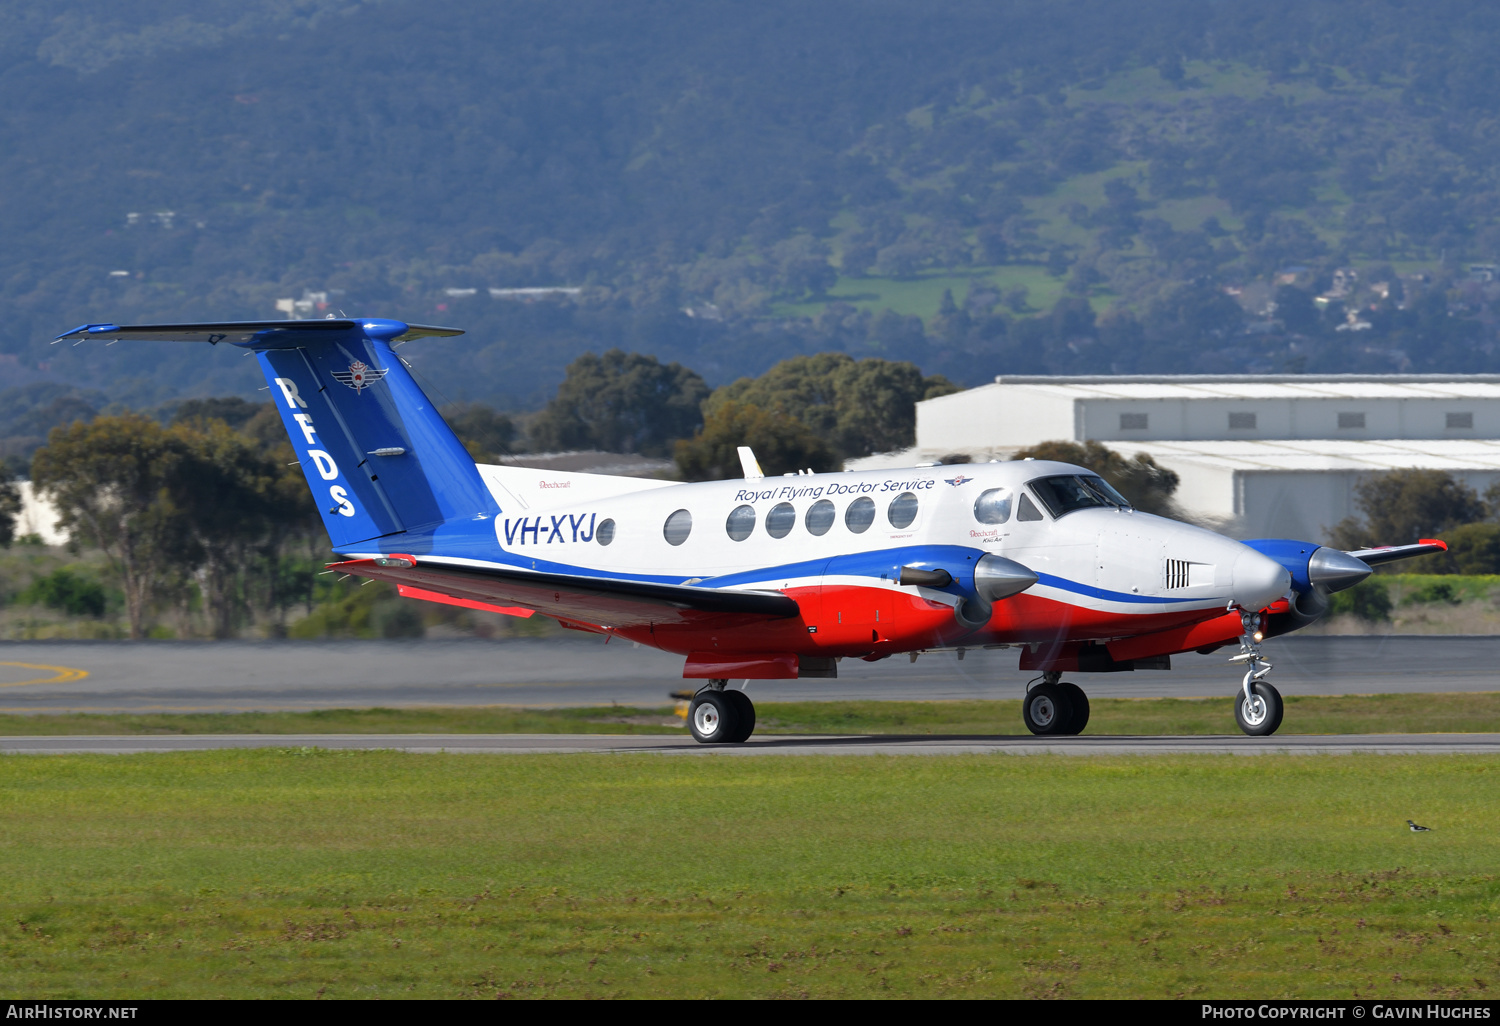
[848,375,1500,542]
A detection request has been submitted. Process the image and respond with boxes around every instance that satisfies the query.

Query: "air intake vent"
[1165,559,1215,589]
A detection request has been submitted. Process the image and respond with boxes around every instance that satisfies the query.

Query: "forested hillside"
[8,0,1500,409]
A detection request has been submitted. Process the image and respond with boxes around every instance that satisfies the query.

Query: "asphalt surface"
[0,634,1493,714]
[2,733,1496,756]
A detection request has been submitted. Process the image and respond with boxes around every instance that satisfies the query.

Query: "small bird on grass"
[1407,819,1432,832]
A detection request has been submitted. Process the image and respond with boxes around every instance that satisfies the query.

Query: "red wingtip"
[1418,538,1449,551]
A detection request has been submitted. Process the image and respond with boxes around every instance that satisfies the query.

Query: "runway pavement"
[2,732,1497,756]
[0,634,1494,713]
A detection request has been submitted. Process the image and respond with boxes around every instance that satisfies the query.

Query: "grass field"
[3,692,1499,737]
[0,751,1495,998]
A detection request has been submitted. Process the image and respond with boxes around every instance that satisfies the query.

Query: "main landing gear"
[688,680,756,744]
[1021,673,1091,736]
[1229,610,1283,736]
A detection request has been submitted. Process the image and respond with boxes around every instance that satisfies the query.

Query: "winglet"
[1418,538,1449,551]
[738,446,764,481]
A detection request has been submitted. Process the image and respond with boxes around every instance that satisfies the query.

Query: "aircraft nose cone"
[1232,547,1292,611]
[1307,546,1372,593]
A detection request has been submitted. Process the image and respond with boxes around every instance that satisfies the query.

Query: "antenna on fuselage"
[737,446,764,481]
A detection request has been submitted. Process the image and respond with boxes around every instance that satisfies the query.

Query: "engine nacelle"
[1243,538,1371,633]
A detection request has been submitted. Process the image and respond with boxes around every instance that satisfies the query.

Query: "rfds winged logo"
[331,359,388,393]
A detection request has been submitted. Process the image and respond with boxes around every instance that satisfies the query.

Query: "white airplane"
[56,318,1447,741]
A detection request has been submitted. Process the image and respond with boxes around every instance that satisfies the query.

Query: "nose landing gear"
[1022,674,1091,736]
[688,680,757,744]
[1229,611,1283,736]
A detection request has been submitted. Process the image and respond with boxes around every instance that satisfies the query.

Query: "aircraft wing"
[53,321,462,344]
[1346,538,1448,567]
[330,556,800,631]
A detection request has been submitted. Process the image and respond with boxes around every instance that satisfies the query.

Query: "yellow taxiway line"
[0,662,90,687]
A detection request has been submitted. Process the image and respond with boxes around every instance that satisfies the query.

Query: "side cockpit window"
[973,487,1012,524]
[1016,492,1045,522]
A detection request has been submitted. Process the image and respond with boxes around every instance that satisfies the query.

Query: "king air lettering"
[503,513,597,546]
[275,377,356,518]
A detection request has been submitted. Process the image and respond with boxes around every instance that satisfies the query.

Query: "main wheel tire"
[1058,682,1090,735]
[1022,682,1074,736]
[722,689,756,743]
[1234,680,1284,737]
[689,690,739,744]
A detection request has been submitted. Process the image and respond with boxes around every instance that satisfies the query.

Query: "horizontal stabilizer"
[334,556,799,631]
[54,320,463,345]
[1346,538,1448,566]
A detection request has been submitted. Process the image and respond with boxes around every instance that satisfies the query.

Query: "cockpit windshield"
[1027,475,1131,517]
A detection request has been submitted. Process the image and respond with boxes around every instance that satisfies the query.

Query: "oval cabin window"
[765,502,796,539]
[845,496,876,534]
[805,499,836,536]
[663,509,692,546]
[887,492,919,529]
[596,518,616,545]
[973,487,1012,525]
[725,505,756,541]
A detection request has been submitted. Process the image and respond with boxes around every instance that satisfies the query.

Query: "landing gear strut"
[1229,610,1283,736]
[688,680,756,744]
[1022,672,1091,736]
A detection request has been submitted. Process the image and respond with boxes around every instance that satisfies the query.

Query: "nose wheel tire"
[1058,682,1090,735]
[1235,680,1284,736]
[688,689,756,744]
[1022,682,1075,736]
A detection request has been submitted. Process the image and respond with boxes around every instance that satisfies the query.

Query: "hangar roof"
[1113,438,1500,473]
[987,375,1500,402]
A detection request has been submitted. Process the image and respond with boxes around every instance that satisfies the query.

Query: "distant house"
[274,290,330,319]
[488,287,581,301]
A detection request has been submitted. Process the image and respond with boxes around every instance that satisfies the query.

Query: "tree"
[1329,469,1486,550]
[675,401,839,481]
[0,478,19,548]
[1407,521,1500,575]
[166,420,303,639]
[30,415,188,639]
[442,402,516,462]
[1274,284,1319,335]
[528,350,710,456]
[1011,440,1182,517]
[171,397,266,434]
[704,353,957,460]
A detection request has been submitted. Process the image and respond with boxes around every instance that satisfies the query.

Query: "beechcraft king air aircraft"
[56,318,1449,741]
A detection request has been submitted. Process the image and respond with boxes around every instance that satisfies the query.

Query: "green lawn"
[3,692,1498,737]
[0,752,1494,998]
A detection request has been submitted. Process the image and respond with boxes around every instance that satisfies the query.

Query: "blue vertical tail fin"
[54,318,498,551]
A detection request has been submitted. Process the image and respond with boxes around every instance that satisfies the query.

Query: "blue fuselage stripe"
[1032,571,1183,605]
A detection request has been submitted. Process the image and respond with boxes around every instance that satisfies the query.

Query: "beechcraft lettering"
[503,513,597,546]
